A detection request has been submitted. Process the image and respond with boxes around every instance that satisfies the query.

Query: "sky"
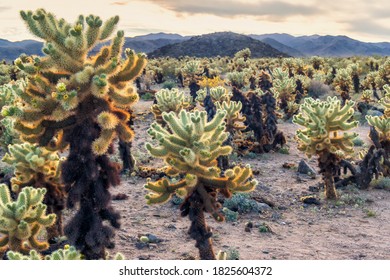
[0,0,390,42]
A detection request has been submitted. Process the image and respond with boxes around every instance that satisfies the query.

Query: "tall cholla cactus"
[182,60,202,102]
[215,101,246,134]
[214,90,246,170]
[145,110,257,259]
[196,86,232,122]
[293,97,358,199]
[13,9,146,259]
[0,185,56,254]
[151,88,190,124]
[2,143,64,239]
[333,68,353,104]
[271,67,297,119]
[380,84,390,117]
[366,88,390,175]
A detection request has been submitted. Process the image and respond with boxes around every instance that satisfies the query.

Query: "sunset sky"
[0,0,389,42]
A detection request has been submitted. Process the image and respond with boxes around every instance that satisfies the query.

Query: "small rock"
[138,255,150,260]
[271,212,282,221]
[366,109,383,117]
[300,196,321,205]
[262,250,269,254]
[146,234,161,243]
[308,185,320,192]
[298,160,317,177]
[112,193,129,200]
[245,221,254,228]
[135,242,148,250]
[257,202,272,212]
[282,162,296,169]
[245,221,253,232]
[167,224,176,230]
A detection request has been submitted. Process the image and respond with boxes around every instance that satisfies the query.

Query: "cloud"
[110,1,130,6]
[0,6,11,13]
[369,8,390,19]
[143,0,322,19]
[345,20,390,38]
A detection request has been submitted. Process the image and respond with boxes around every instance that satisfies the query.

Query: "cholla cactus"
[196,86,231,107]
[3,143,62,192]
[182,60,202,101]
[13,10,145,155]
[347,63,361,93]
[210,86,232,103]
[145,110,257,259]
[375,59,390,89]
[215,101,246,134]
[7,244,82,260]
[227,71,247,89]
[361,90,374,104]
[151,88,191,124]
[293,97,358,199]
[366,116,390,141]
[7,244,124,260]
[0,80,26,150]
[0,185,56,253]
[380,84,390,117]
[333,68,353,103]
[2,143,64,238]
[14,9,146,259]
[271,68,297,119]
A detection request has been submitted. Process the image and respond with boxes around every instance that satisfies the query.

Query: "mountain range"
[1,32,390,61]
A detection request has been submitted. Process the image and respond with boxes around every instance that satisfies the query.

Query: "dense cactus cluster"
[2,8,390,261]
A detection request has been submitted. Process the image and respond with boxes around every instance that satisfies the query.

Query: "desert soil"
[65,99,390,260]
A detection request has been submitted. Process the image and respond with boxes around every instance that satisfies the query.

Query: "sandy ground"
[92,99,390,260]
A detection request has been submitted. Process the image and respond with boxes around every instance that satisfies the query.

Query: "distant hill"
[2,32,390,61]
[0,33,187,61]
[148,32,288,58]
[259,38,304,57]
[251,33,390,57]
[130,32,187,41]
[123,32,189,54]
[0,39,43,62]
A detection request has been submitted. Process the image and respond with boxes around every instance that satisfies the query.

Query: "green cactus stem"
[145,109,257,259]
[293,96,358,199]
[2,143,64,239]
[0,185,56,254]
[151,88,191,124]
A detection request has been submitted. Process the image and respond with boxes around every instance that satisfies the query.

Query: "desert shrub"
[307,80,331,99]
[223,193,259,214]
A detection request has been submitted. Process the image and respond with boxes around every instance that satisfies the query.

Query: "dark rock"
[146,234,162,243]
[300,196,321,205]
[298,160,317,177]
[112,193,129,200]
[308,185,320,192]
